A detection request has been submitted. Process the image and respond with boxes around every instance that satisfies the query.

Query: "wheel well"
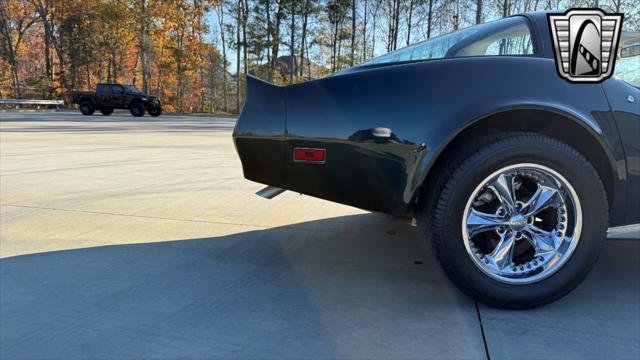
[425,109,616,213]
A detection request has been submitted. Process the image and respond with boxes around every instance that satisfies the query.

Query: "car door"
[96,84,111,106]
[110,85,127,108]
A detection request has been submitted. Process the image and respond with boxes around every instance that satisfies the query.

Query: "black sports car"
[233,11,640,309]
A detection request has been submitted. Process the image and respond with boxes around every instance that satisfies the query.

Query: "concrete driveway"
[1,112,638,359]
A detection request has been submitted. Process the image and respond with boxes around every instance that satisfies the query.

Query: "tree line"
[1,0,637,113]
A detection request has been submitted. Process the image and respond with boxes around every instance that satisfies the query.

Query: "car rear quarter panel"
[283,56,625,217]
[233,76,288,189]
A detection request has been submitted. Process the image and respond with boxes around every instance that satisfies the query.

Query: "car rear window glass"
[614,34,640,87]
[454,20,534,56]
[361,16,534,66]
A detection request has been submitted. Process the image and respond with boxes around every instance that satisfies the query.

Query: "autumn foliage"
[0,0,226,113]
[1,0,637,114]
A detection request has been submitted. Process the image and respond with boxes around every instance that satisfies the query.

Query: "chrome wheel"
[462,163,582,284]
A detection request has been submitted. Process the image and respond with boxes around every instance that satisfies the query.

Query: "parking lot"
[1,111,638,359]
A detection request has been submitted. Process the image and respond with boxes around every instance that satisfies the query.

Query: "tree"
[1,0,639,113]
[290,0,296,83]
[0,0,37,98]
[215,1,229,111]
[350,0,356,66]
[29,0,54,97]
[327,0,348,71]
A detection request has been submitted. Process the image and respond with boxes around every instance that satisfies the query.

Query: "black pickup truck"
[72,84,162,117]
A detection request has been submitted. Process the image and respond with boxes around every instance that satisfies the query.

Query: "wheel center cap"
[508,214,527,230]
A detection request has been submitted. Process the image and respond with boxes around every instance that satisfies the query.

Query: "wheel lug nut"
[560,216,566,222]
[557,224,565,230]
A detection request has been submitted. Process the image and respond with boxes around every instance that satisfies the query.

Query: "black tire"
[148,107,162,117]
[418,133,608,309]
[130,102,145,117]
[100,107,114,116]
[79,100,95,116]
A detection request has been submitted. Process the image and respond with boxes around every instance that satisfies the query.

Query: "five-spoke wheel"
[462,164,581,284]
[418,133,608,308]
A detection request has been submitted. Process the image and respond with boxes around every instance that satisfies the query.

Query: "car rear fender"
[408,101,623,218]
[232,75,288,188]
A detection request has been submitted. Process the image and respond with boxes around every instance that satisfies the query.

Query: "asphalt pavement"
[1,111,638,359]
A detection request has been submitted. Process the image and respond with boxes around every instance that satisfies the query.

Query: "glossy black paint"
[233,12,639,226]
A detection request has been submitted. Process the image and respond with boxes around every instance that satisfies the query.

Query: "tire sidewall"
[80,101,94,115]
[436,139,607,308]
[148,107,162,117]
[130,103,145,117]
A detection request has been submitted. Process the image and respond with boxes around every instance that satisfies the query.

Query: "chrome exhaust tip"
[256,186,286,199]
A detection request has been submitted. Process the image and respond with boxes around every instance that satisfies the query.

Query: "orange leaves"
[3,0,221,112]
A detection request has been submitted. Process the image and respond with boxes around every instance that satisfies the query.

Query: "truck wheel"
[148,107,162,117]
[79,101,94,116]
[130,102,145,117]
[100,107,114,116]
[418,133,607,309]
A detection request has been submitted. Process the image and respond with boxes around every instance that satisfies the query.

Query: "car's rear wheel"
[100,107,114,116]
[79,100,94,116]
[418,133,607,309]
[130,102,145,117]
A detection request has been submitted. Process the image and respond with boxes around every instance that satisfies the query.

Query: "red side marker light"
[294,147,326,163]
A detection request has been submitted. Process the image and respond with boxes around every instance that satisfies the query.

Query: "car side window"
[361,16,533,67]
[112,85,125,95]
[454,19,534,57]
[614,42,640,87]
[98,84,111,95]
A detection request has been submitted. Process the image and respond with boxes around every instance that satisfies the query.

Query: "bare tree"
[370,0,382,57]
[269,0,284,80]
[216,2,229,112]
[361,0,368,61]
[426,0,434,38]
[406,0,415,45]
[299,0,312,77]
[386,0,401,51]
[328,1,348,71]
[350,0,356,66]
[290,0,296,83]
[236,0,241,112]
